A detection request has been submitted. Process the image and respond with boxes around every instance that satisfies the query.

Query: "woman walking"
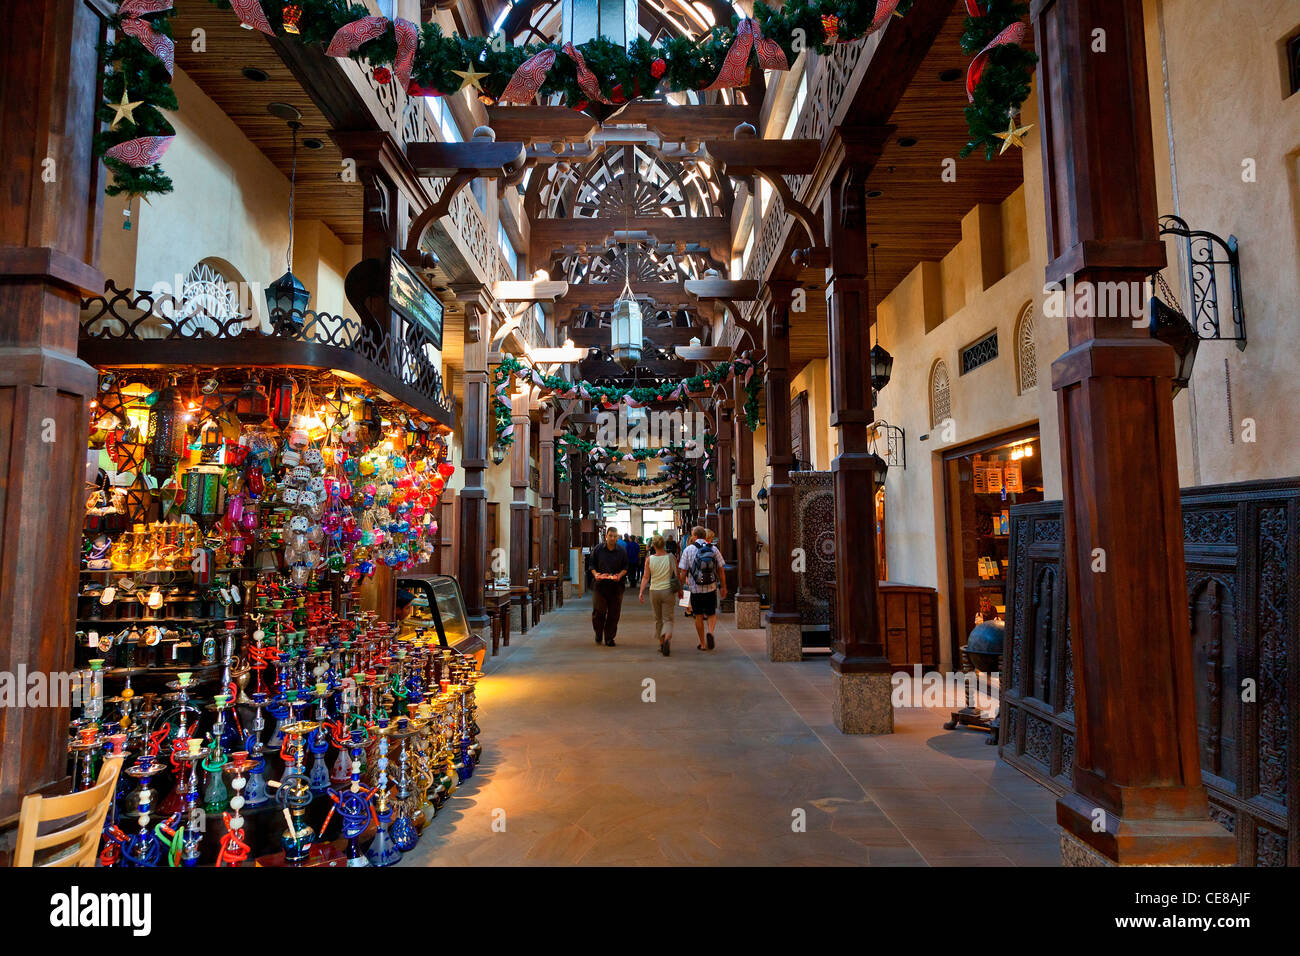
[639,534,677,656]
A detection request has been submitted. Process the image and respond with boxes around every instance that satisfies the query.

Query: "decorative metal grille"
[1016,304,1037,394]
[1158,215,1246,347]
[929,359,951,430]
[79,281,454,425]
[960,331,999,375]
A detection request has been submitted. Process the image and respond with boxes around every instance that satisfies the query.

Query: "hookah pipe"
[321,726,376,867]
[177,737,206,866]
[215,751,252,867]
[364,716,402,867]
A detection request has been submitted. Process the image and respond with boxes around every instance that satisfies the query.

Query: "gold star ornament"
[452,64,490,92]
[996,115,1034,155]
[110,88,144,130]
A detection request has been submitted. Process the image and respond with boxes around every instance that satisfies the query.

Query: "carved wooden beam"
[492,279,570,302]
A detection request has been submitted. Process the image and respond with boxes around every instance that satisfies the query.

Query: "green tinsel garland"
[97,0,1033,198]
[493,353,761,448]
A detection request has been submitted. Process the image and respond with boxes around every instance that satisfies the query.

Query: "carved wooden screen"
[1000,479,1299,866]
[792,470,835,630]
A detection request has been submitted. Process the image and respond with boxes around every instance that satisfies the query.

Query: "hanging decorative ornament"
[233,379,270,425]
[452,64,490,92]
[821,14,840,45]
[109,88,144,130]
[270,376,296,429]
[373,66,391,85]
[280,3,303,34]
[995,113,1034,155]
[651,58,667,79]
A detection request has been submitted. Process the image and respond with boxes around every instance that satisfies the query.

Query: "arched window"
[1015,302,1037,394]
[929,359,951,429]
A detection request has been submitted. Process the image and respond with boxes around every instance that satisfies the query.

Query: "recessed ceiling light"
[867,189,884,199]
[898,136,918,148]
[241,67,269,82]
[939,68,962,82]
[266,102,302,122]
[302,138,324,150]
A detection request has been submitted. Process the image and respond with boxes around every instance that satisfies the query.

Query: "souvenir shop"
[66,320,483,867]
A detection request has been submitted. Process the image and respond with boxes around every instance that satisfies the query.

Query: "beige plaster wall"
[1144,0,1300,487]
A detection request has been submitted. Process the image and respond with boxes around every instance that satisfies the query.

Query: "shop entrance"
[941,426,1044,665]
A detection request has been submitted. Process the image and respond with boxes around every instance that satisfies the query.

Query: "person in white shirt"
[677,525,727,651]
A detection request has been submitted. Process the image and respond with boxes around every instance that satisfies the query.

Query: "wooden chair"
[13,754,124,867]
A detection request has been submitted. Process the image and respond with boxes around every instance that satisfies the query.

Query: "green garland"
[493,353,761,448]
[960,1,1038,159]
[98,0,1033,198]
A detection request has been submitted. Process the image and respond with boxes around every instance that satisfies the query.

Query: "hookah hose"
[99,824,128,866]
[215,811,251,866]
[156,813,184,867]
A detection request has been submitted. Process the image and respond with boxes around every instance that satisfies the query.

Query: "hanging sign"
[390,251,444,350]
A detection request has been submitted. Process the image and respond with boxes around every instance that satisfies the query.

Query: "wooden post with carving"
[732,377,760,627]
[0,0,109,857]
[454,288,491,634]
[823,155,891,734]
[1033,0,1234,865]
[509,389,531,631]
[764,281,801,661]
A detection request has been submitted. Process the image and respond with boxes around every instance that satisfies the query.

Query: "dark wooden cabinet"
[1000,480,1300,867]
[878,583,938,670]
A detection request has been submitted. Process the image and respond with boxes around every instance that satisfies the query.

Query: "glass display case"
[397,574,486,665]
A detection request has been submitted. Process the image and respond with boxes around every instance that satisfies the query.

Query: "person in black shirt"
[587,526,629,646]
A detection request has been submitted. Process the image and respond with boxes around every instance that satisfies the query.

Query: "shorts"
[689,591,718,616]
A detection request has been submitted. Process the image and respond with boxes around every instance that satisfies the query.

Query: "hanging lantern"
[637,461,648,481]
[869,343,895,395]
[233,378,270,425]
[436,461,454,479]
[266,270,310,332]
[182,464,226,517]
[146,383,186,481]
[324,385,351,428]
[611,289,643,370]
[270,376,296,429]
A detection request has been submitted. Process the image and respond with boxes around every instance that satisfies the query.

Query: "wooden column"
[0,0,108,849]
[764,281,801,661]
[732,377,760,628]
[555,447,572,586]
[824,154,891,734]
[538,405,555,579]
[1033,0,1234,866]
[508,389,531,630]
[454,288,491,633]
[716,397,735,610]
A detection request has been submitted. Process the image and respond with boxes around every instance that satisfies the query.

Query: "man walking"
[588,526,629,646]
[624,534,641,587]
[678,525,727,650]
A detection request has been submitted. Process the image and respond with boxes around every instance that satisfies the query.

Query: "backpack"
[689,542,717,588]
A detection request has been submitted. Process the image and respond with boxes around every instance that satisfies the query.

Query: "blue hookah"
[326,726,375,867]
[243,691,270,806]
[121,751,168,866]
[365,717,402,866]
[389,717,419,853]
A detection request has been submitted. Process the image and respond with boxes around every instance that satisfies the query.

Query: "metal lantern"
[491,441,507,466]
[870,343,894,394]
[234,379,270,425]
[265,270,310,333]
[611,291,643,370]
[270,376,296,429]
[146,384,186,482]
[637,461,647,481]
[868,451,888,487]
[1149,294,1199,396]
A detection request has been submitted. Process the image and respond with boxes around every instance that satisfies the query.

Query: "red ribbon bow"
[326,15,389,58]
[704,19,787,92]
[325,16,418,90]
[499,48,558,105]
[564,42,611,104]
[118,0,175,76]
[869,0,901,34]
[967,19,1029,102]
[105,135,173,168]
[229,0,273,35]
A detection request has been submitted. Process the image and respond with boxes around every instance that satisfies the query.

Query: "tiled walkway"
[402,590,1061,866]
